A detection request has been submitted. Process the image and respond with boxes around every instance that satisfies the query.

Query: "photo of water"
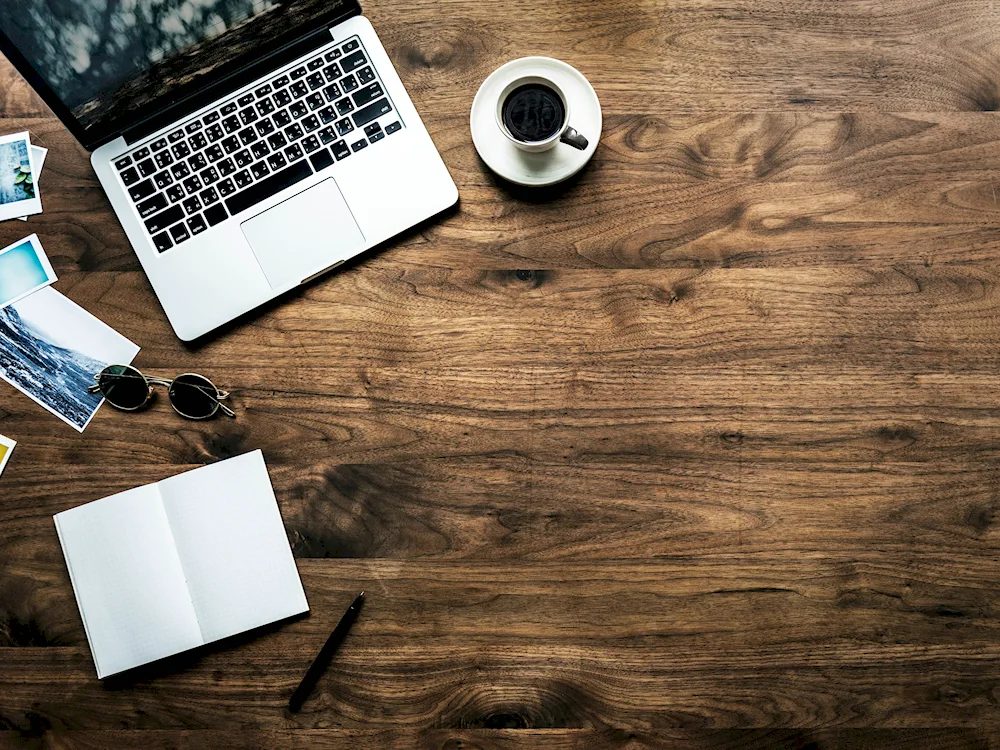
[0,139,33,206]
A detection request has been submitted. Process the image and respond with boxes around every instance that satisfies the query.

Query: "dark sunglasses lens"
[168,374,220,419]
[98,365,149,410]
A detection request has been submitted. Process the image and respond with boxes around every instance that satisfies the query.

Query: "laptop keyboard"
[113,37,401,253]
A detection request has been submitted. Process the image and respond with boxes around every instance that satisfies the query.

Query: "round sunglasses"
[88,365,236,420]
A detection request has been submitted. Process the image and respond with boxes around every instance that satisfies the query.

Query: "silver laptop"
[0,1,457,341]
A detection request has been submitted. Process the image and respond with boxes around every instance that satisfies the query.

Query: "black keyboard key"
[332,140,351,160]
[336,97,355,116]
[342,39,359,52]
[341,50,366,73]
[115,156,133,170]
[385,121,401,135]
[319,106,337,124]
[201,166,220,185]
[268,132,288,150]
[308,57,324,71]
[207,124,225,142]
[324,63,342,82]
[221,102,238,115]
[128,178,155,202]
[352,98,392,127]
[154,151,174,169]
[302,135,320,153]
[309,147,334,172]
[356,66,375,85]
[364,122,381,136]
[188,214,208,235]
[335,118,354,136]
[153,170,173,189]
[204,204,228,226]
[274,89,292,107]
[234,170,253,189]
[306,92,324,110]
[340,73,358,92]
[153,231,172,252]
[204,111,220,124]
[182,196,202,215]
[251,141,271,160]
[285,143,305,161]
[369,131,384,143]
[133,147,151,160]
[238,127,258,145]
[200,186,220,205]
[222,115,241,133]
[170,162,191,179]
[273,75,290,88]
[307,72,325,91]
[120,167,140,186]
[170,222,190,243]
[290,66,307,80]
[171,142,191,159]
[290,101,308,119]
[189,153,208,171]
[145,204,183,233]
[239,107,258,125]
[251,162,270,180]
[183,175,203,193]
[235,149,254,168]
[267,153,287,171]
[226,160,313,216]
[324,83,342,102]
[151,138,168,152]
[137,158,156,177]
[222,136,241,154]
[238,93,255,107]
[302,115,321,132]
[273,109,292,127]
[318,126,337,144]
[190,132,208,151]
[217,178,236,197]
[285,123,304,140]
[325,49,342,61]
[167,184,185,203]
[256,119,276,136]
[255,84,273,98]
[185,121,203,134]
[168,129,185,143]
[291,81,309,99]
[351,138,368,152]
[206,144,225,162]
[256,99,276,116]
[353,82,383,107]
[218,157,237,176]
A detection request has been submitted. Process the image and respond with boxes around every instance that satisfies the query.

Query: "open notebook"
[54,450,308,678]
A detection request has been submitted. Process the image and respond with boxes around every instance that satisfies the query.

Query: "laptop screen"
[0,0,350,146]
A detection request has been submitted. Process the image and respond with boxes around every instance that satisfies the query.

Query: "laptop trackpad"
[241,178,365,290]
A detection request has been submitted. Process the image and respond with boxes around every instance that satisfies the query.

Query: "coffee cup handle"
[560,126,588,150]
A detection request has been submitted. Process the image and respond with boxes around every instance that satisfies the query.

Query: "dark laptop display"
[0,0,352,148]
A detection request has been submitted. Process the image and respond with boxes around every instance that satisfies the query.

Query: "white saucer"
[471,57,602,187]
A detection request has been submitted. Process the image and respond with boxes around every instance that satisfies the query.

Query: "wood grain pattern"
[3,0,1000,747]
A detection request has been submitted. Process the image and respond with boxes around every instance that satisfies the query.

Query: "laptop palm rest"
[241,178,365,290]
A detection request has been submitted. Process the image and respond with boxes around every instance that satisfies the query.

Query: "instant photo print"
[0,132,41,221]
[0,234,56,309]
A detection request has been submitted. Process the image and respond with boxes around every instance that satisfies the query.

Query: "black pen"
[288,591,365,712]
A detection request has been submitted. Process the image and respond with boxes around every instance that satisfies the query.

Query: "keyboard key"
[182,196,202,215]
[336,97,354,116]
[239,107,258,126]
[238,93,255,107]
[353,82,383,108]
[238,127,258,145]
[319,106,337,124]
[285,143,304,161]
[324,83,342,102]
[151,138,168,151]
[171,142,191,159]
[341,50,366,73]
[120,167,140,186]
[200,166,220,185]
[352,98,392,127]
[369,131,384,143]
[302,115,321,132]
[351,138,368,152]
[290,66,307,79]
[291,81,309,99]
[309,147,334,172]
[255,84,273,98]
[285,123,304,140]
[218,157,237,176]
[324,63,342,82]
[267,153,287,171]
[340,73,358,92]
[318,126,337,144]
[290,101,308,119]
[268,132,288,150]
[222,115,241,133]
[256,99,276,116]
[153,170,173,189]
[167,184,185,203]
[200,186,220,205]
[222,136,241,154]
[154,151,174,169]
[308,57,324,71]
[145,204,183,233]
[335,118,354,136]
[115,156,132,170]
[137,158,156,177]
[204,204,228,226]
[190,132,208,150]
[385,121,402,134]
[226,160,313,216]
[307,72,325,91]
[235,149,254,168]
[302,135,320,153]
[342,39,359,52]
[189,153,208,170]
[185,121,203,134]
[128,178,155,202]
[251,141,271,160]
[274,89,292,107]
[221,102,238,115]
[168,129,185,143]
[356,66,375,84]
[207,123,225,142]
[332,141,351,160]
[204,111,220,123]
[217,178,236,197]
[234,170,253,189]
[306,92,324,110]
[188,214,208,235]
[182,175,203,193]
[206,144,224,162]
[251,162,270,180]
[170,222,190,243]
[152,231,172,252]
[364,122,382,137]
[273,109,292,127]
[133,146,151,160]
[170,162,191,179]
[325,48,342,61]
[256,119,276,137]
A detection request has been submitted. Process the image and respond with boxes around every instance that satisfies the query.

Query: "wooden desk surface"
[2,1,1000,747]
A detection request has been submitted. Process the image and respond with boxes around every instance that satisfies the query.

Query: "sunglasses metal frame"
[89,366,236,419]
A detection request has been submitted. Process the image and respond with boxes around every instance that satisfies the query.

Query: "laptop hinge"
[122,23,352,146]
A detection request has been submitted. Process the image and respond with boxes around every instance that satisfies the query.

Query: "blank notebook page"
[54,484,203,678]
[159,450,308,644]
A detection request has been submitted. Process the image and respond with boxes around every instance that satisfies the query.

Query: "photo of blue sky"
[0,240,48,306]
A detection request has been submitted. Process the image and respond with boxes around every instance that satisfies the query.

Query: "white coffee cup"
[495,74,589,153]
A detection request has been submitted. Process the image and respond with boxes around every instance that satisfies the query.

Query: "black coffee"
[501,84,565,142]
